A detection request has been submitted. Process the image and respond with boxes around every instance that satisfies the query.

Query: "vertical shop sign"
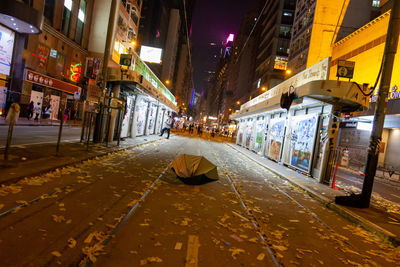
[37,43,50,70]
[0,24,15,76]
[70,63,82,82]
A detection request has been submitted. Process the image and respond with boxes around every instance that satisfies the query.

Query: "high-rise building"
[251,0,296,99]
[288,0,379,74]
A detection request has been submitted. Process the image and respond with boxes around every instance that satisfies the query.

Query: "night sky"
[191,0,259,93]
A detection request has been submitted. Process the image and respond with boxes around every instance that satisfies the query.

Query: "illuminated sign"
[70,63,82,82]
[0,25,15,76]
[140,46,162,64]
[25,69,81,94]
[134,53,176,104]
[370,84,400,102]
[225,34,234,44]
[50,49,57,58]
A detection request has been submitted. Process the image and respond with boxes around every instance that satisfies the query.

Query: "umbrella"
[171,154,219,185]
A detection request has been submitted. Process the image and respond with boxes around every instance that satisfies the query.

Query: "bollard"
[105,111,111,147]
[56,97,66,155]
[80,111,87,142]
[4,103,20,162]
[117,108,123,146]
[86,112,93,151]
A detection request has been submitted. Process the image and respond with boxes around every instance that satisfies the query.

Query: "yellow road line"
[185,235,200,267]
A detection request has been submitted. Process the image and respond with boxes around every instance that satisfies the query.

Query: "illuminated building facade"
[331,8,400,176]
[1,0,93,119]
[288,0,379,75]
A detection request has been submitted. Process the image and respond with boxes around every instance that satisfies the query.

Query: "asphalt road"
[0,136,397,266]
[335,168,400,203]
[0,126,82,148]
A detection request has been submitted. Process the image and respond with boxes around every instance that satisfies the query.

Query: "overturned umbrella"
[171,154,219,185]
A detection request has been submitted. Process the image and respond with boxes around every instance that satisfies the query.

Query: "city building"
[330,7,400,178]
[251,0,296,99]
[89,0,177,141]
[288,0,380,74]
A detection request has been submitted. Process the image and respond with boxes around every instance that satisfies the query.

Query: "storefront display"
[0,24,15,76]
[267,118,286,162]
[50,95,60,120]
[30,90,43,119]
[288,114,319,172]
[136,98,148,136]
[253,119,265,153]
[245,120,253,148]
[237,123,244,145]
[121,96,135,138]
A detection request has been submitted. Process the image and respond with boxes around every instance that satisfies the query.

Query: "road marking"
[185,235,199,267]
[390,194,400,199]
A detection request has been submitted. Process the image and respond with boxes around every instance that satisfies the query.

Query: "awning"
[231,80,370,120]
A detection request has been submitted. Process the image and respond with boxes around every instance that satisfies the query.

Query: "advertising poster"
[0,86,7,115]
[136,99,148,136]
[148,104,157,134]
[50,95,60,120]
[37,43,50,70]
[288,114,319,172]
[156,109,164,134]
[268,118,286,161]
[253,120,265,152]
[0,25,15,76]
[245,121,253,148]
[121,96,134,138]
[237,123,244,145]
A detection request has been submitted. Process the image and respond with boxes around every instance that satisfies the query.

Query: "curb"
[0,138,162,186]
[226,143,400,247]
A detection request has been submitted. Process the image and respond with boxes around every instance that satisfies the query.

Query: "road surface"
[0,136,398,266]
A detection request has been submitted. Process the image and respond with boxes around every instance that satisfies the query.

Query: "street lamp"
[165,80,170,85]
[236,101,240,105]
[285,69,292,75]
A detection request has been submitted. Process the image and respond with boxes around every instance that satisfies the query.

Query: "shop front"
[231,58,369,184]
[24,69,81,120]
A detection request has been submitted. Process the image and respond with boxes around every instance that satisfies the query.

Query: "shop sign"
[336,60,355,79]
[120,54,132,66]
[370,84,400,102]
[70,63,82,82]
[133,53,176,105]
[50,49,57,58]
[0,24,15,76]
[339,121,357,128]
[36,43,50,70]
[274,56,288,70]
[241,57,329,110]
[25,69,81,94]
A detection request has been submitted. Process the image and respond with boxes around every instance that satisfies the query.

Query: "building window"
[279,25,291,39]
[62,0,73,36]
[131,8,139,25]
[372,0,380,7]
[281,11,294,24]
[75,0,86,44]
[44,0,55,25]
[137,0,141,7]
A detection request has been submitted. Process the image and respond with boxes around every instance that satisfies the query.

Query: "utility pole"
[335,0,400,208]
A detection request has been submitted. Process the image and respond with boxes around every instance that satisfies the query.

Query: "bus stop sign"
[337,60,355,79]
[120,54,132,67]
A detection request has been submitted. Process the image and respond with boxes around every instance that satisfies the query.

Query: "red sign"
[70,63,82,82]
[25,69,81,94]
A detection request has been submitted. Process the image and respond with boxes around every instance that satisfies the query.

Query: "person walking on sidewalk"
[27,101,34,120]
[160,116,173,139]
[34,102,41,121]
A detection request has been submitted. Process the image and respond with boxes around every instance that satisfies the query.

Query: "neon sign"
[70,63,82,82]
[225,34,234,44]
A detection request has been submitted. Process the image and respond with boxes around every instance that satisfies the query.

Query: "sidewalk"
[0,117,82,127]
[0,134,167,185]
[227,143,400,246]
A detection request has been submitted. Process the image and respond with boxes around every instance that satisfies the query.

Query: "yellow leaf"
[257,253,265,261]
[51,251,62,257]
[68,238,77,248]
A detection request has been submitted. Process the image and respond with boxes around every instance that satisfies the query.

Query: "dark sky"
[191,0,259,93]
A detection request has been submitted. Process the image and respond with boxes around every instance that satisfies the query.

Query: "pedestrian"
[43,105,52,119]
[160,115,173,139]
[27,101,34,120]
[34,102,41,121]
[183,123,187,133]
[64,107,69,123]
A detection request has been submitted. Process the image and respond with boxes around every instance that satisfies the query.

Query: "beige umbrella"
[171,154,219,184]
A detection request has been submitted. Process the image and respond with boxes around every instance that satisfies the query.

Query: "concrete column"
[107,83,120,142]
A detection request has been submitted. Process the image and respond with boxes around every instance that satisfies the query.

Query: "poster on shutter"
[136,98,147,136]
[288,114,318,172]
[254,120,265,152]
[268,118,285,162]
